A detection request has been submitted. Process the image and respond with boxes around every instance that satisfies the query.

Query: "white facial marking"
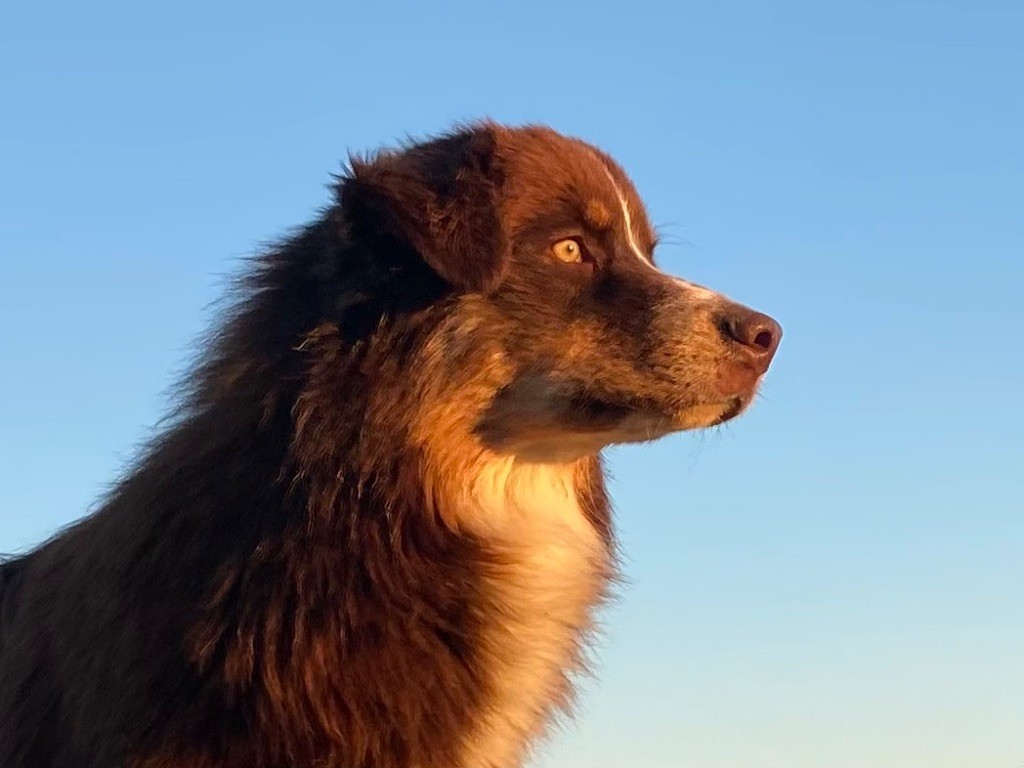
[671,276,721,302]
[601,166,653,268]
[599,165,723,304]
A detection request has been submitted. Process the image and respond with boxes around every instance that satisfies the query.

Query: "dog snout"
[717,305,783,372]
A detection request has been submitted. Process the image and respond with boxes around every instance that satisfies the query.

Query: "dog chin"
[673,397,751,430]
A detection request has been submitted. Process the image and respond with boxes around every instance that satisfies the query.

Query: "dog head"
[337,123,781,464]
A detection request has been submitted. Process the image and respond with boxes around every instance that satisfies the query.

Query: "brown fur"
[0,122,780,768]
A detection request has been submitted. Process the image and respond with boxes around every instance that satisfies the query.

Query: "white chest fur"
[456,459,609,768]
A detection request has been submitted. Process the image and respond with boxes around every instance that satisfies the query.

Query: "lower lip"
[715,397,745,424]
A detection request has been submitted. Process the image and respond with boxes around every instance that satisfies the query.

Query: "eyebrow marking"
[584,199,612,230]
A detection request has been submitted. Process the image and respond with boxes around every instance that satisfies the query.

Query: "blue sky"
[1,2,1021,766]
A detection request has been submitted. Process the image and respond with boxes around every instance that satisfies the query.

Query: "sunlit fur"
[0,122,779,768]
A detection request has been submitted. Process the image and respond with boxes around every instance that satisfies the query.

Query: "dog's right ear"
[340,127,509,294]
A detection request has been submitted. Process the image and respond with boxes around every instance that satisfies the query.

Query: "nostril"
[718,308,782,363]
[752,329,774,351]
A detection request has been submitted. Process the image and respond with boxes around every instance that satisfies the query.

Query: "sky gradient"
[1,2,1022,766]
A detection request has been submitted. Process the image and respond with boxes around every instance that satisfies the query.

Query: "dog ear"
[341,127,509,294]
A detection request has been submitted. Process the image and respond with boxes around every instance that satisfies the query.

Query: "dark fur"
[0,123,780,768]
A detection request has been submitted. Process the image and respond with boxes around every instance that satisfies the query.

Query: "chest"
[456,462,611,768]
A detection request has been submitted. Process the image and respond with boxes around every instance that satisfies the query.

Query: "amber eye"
[551,238,584,264]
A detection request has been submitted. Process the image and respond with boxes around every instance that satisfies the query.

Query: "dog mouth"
[476,374,760,462]
[560,391,753,442]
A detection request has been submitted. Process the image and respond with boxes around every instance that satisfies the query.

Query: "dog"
[0,123,781,768]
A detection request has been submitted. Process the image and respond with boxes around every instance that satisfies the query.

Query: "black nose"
[719,306,783,371]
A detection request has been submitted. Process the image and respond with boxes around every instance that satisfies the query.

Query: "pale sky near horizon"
[1,2,1022,766]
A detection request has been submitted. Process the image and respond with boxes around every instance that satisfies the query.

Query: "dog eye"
[551,238,584,264]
